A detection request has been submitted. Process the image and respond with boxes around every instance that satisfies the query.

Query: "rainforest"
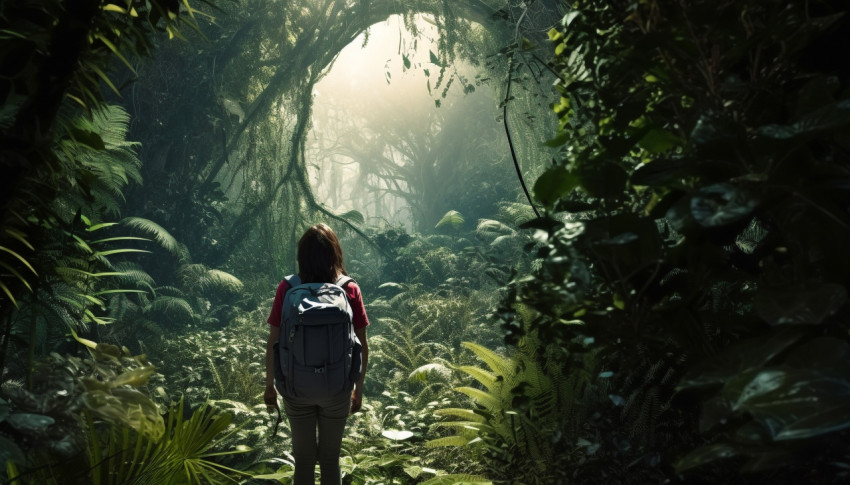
[1,0,850,483]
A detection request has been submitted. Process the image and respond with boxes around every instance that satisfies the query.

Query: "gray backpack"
[273,274,362,399]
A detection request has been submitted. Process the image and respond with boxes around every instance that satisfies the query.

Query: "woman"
[264,223,370,485]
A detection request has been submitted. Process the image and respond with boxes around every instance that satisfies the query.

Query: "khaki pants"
[283,390,350,485]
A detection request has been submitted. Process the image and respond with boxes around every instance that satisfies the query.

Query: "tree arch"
[123,0,559,273]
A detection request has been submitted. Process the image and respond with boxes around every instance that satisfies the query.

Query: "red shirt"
[266,278,370,329]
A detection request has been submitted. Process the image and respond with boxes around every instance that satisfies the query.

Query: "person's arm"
[264,324,280,410]
[351,326,368,414]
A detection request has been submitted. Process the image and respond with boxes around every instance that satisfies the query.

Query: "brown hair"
[297,223,348,283]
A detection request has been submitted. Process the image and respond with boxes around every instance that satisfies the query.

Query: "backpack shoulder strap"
[284,274,301,287]
[335,275,353,288]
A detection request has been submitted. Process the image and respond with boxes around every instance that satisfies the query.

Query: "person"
[264,223,370,485]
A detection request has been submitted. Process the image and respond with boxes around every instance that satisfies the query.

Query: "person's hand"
[350,385,363,415]
[264,384,279,411]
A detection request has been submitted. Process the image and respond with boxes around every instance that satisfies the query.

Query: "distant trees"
[311,79,516,232]
[119,0,553,274]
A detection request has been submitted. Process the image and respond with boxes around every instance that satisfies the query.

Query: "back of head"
[297,223,347,283]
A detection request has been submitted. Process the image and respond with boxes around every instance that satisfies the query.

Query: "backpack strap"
[335,275,353,288]
[284,274,301,287]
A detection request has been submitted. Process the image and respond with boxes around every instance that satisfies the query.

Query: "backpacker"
[273,274,362,399]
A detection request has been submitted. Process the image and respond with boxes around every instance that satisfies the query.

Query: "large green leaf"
[577,162,627,199]
[532,166,578,207]
[722,365,850,441]
[6,413,54,433]
[755,283,846,325]
[679,328,804,390]
[637,127,682,154]
[675,443,741,473]
[757,99,850,141]
[689,183,758,228]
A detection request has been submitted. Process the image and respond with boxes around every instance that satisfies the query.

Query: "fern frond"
[435,210,464,230]
[425,435,474,448]
[201,269,243,293]
[476,219,515,238]
[434,408,487,423]
[148,296,194,321]
[420,474,492,485]
[462,342,510,377]
[409,363,452,383]
[455,387,500,410]
[122,217,185,258]
[456,365,497,391]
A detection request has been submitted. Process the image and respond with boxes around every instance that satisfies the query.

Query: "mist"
[4,0,844,483]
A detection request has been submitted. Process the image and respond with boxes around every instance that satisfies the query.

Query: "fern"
[435,210,465,230]
[475,219,515,239]
[121,217,185,259]
[179,264,243,293]
[148,296,195,322]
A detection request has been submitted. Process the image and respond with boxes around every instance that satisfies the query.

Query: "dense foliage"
[507,0,850,482]
[2,0,849,483]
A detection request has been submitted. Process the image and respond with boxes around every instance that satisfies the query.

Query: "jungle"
[1,0,850,483]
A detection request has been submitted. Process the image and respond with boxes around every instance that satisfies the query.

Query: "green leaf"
[532,166,577,207]
[561,11,580,28]
[94,248,151,257]
[435,210,464,230]
[89,63,121,96]
[690,183,757,227]
[429,50,441,66]
[7,413,55,433]
[93,33,136,73]
[111,366,156,387]
[409,363,451,382]
[402,54,411,69]
[679,328,805,390]
[578,162,627,199]
[630,158,690,187]
[122,217,183,257]
[637,128,682,154]
[675,443,740,473]
[425,435,473,448]
[0,245,37,275]
[755,283,847,325]
[757,99,850,141]
[774,401,850,440]
[421,474,492,485]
